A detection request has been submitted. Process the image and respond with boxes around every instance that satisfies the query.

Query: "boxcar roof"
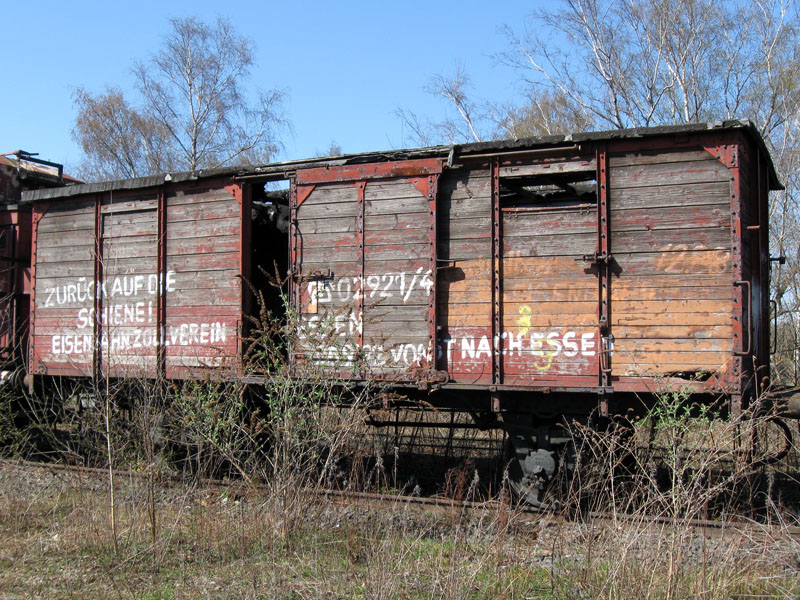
[22,119,782,203]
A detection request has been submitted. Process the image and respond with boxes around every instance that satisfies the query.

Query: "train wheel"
[506,434,557,508]
[505,421,578,509]
[750,416,793,468]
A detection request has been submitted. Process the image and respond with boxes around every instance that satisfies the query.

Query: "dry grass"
[4,301,800,598]
[0,462,798,600]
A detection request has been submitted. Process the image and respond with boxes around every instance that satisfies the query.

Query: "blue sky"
[3,1,542,175]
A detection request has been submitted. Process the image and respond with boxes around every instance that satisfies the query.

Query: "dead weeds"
[0,461,798,600]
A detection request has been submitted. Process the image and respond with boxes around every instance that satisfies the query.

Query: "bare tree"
[314,141,344,158]
[398,67,596,147]
[497,0,800,135]
[73,17,287,180]
[72,87,172,180]
[426,66,484,143]
[491,90,593,139]
[396,66,487,146]
[395,107,440,147]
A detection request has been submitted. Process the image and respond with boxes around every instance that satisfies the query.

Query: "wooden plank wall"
[31,185,244,379]
[609,149,734,377]
[295,179,433,376]
[437,164,600,386]
[436,169,494,382]
[31,200,96,376]
[362,180,431,374]
[100,199,158,376]
[293,145,741,388]
[501,194,599,385]
[164,186,241,376]
[295,183,360,371]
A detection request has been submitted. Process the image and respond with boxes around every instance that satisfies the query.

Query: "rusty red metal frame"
[356,180,365,371]
[156,188,167,378]
[426,174,439,372]
[287,179,312,371]
[295,158,443,188]
[296,184,315,207]
[725,143,745,414]
[225,182,249,376]
[28,206,40,379]
[491,159,503,385]
[596,145,611,414]
[289,180,300,330]
[93,194,103,381]
[289,182,297,284]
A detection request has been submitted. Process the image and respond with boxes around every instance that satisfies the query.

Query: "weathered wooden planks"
[164,187,241,377]
[32,200,97,376]
[295,177,436,375]
[31,184,244,379]
[608,149,733,376]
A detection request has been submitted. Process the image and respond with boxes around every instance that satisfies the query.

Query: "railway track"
[4,457,799,539]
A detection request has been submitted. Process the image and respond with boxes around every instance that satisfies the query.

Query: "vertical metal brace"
[288,180,301,371]
[289,180,300,311]
[29,208,40,380]
[491,159,503,385]
[705,140,747,410]
[227,182,250,375]
[427,174,439,369]
[356,181,366,376]
[727,144,744,415]
[156,188,167,379]
[93,194,103,381]
[596,145,612,414]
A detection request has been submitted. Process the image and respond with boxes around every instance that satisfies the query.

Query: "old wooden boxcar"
[22,120,783,504]
[288,121,779,410]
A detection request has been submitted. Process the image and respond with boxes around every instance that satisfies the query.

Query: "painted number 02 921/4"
[308,268,433,307]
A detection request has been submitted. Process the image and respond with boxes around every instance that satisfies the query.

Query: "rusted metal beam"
[93,193,103,381]
[356,180,365,376]
[295,158,443,185]
[289,179,301,365]
[593,145,612,415]
[427,174,439,376]
[156,188,167,379]
[458,144,581,161]
[28,206,41,381]
[491,158,503,386]
[295,184,315,208]
[728,142,745,415]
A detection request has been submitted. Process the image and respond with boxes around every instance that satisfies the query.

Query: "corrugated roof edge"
[22,119,781,202]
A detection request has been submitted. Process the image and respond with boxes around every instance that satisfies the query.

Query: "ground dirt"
[1,461,799,599]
